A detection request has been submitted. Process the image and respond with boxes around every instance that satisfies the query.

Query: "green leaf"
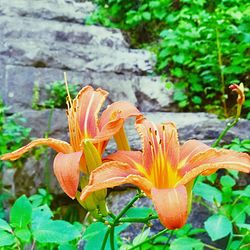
[14,227,31,242]
[32,220,81,244]
[10,195,32,228]
[170,237,203,250]
[173,90,187,102]
[229,240,241,250]
[193,182,222,204]
[142,12,151,21]
[204,215,232,241]
[132,228,150,246]
[32,205,53,230]
[0,219,12,233]
[220,175,236,187]
[233,185,250,197]
[149,1,160,8]
[173,54,185,64]
[236,224,250,230]
[206,173,217,184]
[191,96,202,105]
[171,68,183,77]
[0,231,15,247]
[59,244,77,250]
[83,222,108,250]
[125,207,156,218]
[232,204,246,224]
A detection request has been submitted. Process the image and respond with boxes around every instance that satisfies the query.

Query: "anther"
[155,130,157,136]
[162,125,165,131]
[159,139,162,145]
[149,141,153,147]
[149,128,152,133]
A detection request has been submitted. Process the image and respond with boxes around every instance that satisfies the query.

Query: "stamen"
[64,72,73,107]
[162,125,165,131]
[155,130,157,136]
[149,128,152,134]
[159,139,162,145]
[149,141,153,147]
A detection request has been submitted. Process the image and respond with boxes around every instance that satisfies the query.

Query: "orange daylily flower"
[229,83,245,106]
[80,117,250,229]
[1,84,142,199]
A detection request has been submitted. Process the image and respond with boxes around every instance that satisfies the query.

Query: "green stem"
[212,117,239,148]
[109,190,143,250]
[110,225,115,250]
[225,233,233,250]
[114,190,143,224]
[44,107,54,190]
[129,228,169,250]
[216,27,227,117]
[165,230,174,245]
[204,244,221,250]
[119,215,158,223]
[101,228,110,250]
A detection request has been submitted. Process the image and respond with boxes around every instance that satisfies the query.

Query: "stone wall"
[0,0,173,114]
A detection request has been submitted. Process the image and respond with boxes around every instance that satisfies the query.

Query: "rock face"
[0,0,173,114]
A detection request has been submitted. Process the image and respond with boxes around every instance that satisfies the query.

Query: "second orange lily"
[80,117,250,229]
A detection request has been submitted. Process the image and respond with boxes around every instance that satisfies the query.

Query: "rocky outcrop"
[0,0,173,114]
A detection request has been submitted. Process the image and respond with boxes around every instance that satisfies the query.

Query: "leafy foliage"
[194,171,250,247]
[223,138,250,152]
[87,0,250,116]
[32,81,80,109]
[0,99,31,169]
[0,194,82,249]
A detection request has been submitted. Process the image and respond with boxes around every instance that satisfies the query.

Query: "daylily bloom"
[1,84,142,200]
[229,83,245,118]
[80,117,250,229]
[229,83,245,106]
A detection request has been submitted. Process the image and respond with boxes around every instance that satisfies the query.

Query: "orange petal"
[151,185,188,229]
[53,151,82,199]
[91,118,124,143]
[80,161,153,201]
[1,138,73,161]
[104,151,143,168]
[95,101,142,142]
[99,101,142,129]
[180,140,210,162]
[75,86,108,138]
[178,149,250,185]
[136,118,180,178]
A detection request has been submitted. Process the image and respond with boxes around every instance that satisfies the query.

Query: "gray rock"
[135,76,175,112]
[0,0,95,24]
[0,39,154,73]
[0,16,128,49]
[2,66,162,113]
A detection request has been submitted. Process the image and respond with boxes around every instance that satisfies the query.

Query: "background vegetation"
[87,0,250,117]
